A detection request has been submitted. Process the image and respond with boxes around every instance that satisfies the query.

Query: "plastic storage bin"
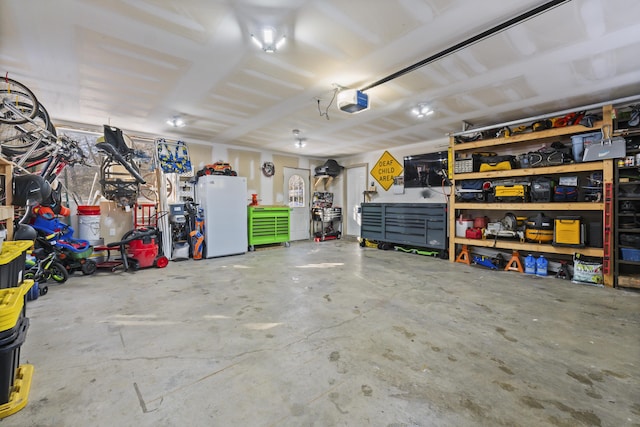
[0,242,32,289]
[620,248,640,261]
[553,216,584,247]
[0,316,28,405]
[572,131,601,162]
[0,281,31,333]
[0,317,28,348]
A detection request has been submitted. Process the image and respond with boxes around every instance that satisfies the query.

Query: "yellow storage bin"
[0,364,33,419]
[0,281,31,332]
[0,242,32,289]
[553,216,584,247]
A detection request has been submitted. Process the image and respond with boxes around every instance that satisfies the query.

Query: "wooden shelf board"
[0,206,12,220]
[453,202,603,210]
[453,237,603,257]
[452,161,604,180]
[613,128,640,138]
[617,275,640,288]
[453,121,604,151]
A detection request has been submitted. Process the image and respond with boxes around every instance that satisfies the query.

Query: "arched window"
[288,175,305,207]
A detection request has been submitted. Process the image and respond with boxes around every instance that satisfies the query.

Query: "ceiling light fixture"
[166,116,186,127]
[411,104,434,118]
[292,128,306,148]
[251,27,286,53]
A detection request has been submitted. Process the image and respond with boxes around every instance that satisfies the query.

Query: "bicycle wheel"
[0,101,52,155]
[0,78,39,124]
[140,172,173,201]
[23,270,36,282]
[48,261,69,284]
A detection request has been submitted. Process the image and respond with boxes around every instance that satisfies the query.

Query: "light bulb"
[167,117,186,127]
[263,28,274,44]
[412,104,433,118]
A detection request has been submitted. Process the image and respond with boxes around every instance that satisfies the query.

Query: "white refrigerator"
[196,175,247,258]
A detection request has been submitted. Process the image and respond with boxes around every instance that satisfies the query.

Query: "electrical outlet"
[109,228,116,236]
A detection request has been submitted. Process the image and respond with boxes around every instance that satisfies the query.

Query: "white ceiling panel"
[1,0,638,158]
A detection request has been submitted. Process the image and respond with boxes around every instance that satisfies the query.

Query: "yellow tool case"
[553,216,584,247]
[493,184,527,202]
[478,155,517,172]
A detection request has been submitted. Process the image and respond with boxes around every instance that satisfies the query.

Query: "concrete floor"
[6,239,640,427]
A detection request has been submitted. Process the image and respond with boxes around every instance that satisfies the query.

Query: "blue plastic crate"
[621,247,640,262]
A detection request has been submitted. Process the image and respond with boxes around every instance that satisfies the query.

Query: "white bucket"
[78,206,101,241]
[456,217,474,237]
[88,238,106,263]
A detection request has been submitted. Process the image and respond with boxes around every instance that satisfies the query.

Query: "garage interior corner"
[11,239,639,427]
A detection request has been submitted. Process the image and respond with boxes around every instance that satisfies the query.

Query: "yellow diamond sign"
[370,150,403,191]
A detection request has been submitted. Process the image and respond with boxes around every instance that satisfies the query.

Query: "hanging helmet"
[12,174,52,207]
[13,224,37,241]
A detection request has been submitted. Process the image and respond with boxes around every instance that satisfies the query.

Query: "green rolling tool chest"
[247,206,291,251]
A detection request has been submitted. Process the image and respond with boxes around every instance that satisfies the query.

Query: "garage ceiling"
[2,0,639,157]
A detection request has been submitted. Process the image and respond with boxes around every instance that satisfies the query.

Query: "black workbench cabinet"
[360,203,448,250]
[615,150,640,288]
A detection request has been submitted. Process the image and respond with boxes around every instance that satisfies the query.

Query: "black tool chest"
[360,203,447,250]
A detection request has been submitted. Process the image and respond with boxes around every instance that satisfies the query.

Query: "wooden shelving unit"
[449,106,615,287]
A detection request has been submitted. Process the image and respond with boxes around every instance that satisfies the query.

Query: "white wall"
[173,135,451,211]
[58,126,315,241]
[59,123,450,238]
[211,142,313,206]
[332,137,451,209]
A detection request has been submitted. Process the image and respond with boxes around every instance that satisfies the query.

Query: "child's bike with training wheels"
[24,244,69,284]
